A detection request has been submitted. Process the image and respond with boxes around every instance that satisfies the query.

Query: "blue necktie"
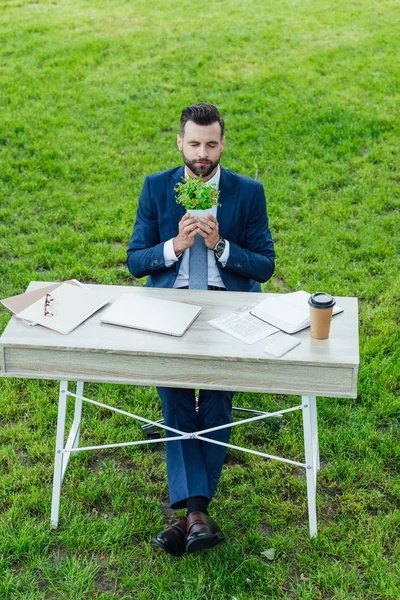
[189,234,208,290]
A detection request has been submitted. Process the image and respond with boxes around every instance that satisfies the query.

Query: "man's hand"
[173,214,198,255]
[196,214,220,250]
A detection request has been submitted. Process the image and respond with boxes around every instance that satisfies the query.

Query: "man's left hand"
[196,214,220,249]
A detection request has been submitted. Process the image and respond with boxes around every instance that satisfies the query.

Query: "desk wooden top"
[0,283,359,398]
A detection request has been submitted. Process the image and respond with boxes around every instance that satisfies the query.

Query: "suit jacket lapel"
[217,167,239,238]
[168,166,186,233]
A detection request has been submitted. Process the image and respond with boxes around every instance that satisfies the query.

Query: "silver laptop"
[100,293,202,337]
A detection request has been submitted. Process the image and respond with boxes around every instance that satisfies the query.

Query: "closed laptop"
[100,293,202,337]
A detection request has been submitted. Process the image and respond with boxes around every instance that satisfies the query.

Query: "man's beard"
[182,152,220,178]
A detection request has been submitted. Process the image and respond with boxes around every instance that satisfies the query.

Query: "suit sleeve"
[126,177,170,279]
[223,183,275,283]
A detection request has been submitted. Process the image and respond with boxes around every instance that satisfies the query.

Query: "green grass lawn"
[1,0,399,598]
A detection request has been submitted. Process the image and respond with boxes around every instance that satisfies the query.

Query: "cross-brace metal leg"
[50,382,320,537]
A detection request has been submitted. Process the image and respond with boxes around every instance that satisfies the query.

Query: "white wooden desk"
[0,283,359,537]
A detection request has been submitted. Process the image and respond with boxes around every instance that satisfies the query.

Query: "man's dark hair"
[180,103,225,138]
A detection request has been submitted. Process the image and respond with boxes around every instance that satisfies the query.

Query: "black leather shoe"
[152,517,187,557]
[186,511,225,553]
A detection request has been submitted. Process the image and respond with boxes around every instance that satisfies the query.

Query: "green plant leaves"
[174,176,220,210]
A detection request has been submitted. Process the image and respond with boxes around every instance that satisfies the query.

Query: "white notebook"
[17,283,112,335]
[100,294,202,337]
[251,290,343,334]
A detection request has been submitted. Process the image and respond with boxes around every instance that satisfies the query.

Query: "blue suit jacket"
[127,166,275,292]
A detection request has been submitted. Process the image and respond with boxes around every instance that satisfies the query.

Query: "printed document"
[208,306,279,344]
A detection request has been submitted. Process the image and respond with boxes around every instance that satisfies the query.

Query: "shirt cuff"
[164,238,181,267]
[217,239,230,267]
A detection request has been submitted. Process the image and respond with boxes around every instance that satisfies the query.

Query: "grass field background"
[0,0,399,598]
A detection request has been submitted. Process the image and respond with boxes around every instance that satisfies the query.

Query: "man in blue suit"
[127,103,274,556]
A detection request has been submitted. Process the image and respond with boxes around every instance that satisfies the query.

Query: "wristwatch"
[213,237,226,258]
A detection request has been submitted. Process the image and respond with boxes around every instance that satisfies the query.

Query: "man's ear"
[177,134,183,151]
[220,136,226,152]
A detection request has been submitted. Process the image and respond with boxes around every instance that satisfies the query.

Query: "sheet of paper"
[208,306,279,344]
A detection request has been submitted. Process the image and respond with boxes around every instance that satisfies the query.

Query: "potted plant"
[175,176,220,217]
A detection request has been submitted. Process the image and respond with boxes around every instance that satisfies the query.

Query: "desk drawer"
[2,347,358,398]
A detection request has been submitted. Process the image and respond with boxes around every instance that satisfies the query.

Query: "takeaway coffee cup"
[308,292,336,340]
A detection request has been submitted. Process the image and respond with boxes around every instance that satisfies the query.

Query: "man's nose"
[197,145,208,158]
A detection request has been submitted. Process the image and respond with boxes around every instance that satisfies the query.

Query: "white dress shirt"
[163,166,230,288]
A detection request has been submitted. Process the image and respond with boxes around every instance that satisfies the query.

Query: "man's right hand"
[173,214,198,256]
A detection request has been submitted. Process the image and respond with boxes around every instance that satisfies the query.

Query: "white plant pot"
[187,208,212,218]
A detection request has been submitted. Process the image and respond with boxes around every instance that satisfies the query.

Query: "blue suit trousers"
[157,386,234,508]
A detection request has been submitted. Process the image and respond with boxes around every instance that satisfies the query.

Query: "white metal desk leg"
[309,395,320,471]
[70,381,83,449]
[61,381,84,481]
[73,382,84,448]
[302,395,318,538]
[51,381,68,528]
